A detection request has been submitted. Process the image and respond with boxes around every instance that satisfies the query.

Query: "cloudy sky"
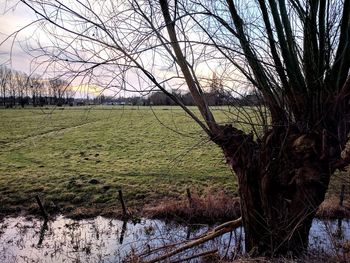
[0,1,231,98]
[0,0,38,72]
[0,1,119,97]
[0,1,166,97]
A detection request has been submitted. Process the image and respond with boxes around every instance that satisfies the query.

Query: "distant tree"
[0,66,11,107]
[209,73,223,93]
[14,71,28,107]
[7,69,18,107]
[149,91,171,105]
[181,92,194,106]
[206,73,229,106]
[15,0,350,257]
[29,75,44,107]
[65,86,75,104]
[48,78,69,106]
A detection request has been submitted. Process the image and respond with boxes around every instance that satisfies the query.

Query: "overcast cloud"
[0,0,40,72]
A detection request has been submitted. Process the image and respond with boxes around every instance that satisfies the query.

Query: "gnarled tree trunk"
[157,0,350,257]
[218,125,336,256]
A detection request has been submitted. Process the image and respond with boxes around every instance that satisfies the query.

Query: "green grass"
[0,106,238,217]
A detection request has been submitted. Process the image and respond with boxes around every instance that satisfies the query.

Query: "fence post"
[339,184,345,206]
[118,189,127,217]
[186,188,193,207]
[35,195,48,221]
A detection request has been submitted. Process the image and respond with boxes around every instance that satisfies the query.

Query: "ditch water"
[0,215,349,263]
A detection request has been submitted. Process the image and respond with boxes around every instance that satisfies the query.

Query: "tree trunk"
[220,125,332,256]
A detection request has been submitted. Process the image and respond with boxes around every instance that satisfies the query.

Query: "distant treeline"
[0,66,74,108]
[148,90,262,106]
[95,91,262,107]
[1,65,262,107]
[96,73,262,106]
[108,72,261,106]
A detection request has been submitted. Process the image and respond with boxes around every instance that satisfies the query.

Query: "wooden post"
[186,188,192,207]
[339,184,345,206]
[35,195,48,221]
[118,189,127,217]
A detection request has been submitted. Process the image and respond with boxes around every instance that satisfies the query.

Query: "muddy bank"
[145,194,350,224]
[1,192,349,224]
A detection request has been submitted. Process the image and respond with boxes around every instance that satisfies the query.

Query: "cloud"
[0,1,40,72]
[0,1,38,34]
[70,84,104,99]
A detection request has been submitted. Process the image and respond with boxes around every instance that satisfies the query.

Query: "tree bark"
[219,125,332,256]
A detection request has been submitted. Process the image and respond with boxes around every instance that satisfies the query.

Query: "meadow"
[1,105,347,220]
[0,106,239,218]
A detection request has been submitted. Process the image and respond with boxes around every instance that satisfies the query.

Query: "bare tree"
[48,78,69,106]
[7,67,18,107]
[29,74,43,106]
[11,0,350,257]
[14,71,28,107]
[0,66,11,107]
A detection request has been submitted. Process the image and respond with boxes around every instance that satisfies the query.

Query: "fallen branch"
[214,218,242,231]
[170,248,218,263]
[137,241,181,258]
[143,217,242,263]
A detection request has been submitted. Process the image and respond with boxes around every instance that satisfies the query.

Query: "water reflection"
[37,220,48,247]
[119,220,127,245]
[0,216,349,263]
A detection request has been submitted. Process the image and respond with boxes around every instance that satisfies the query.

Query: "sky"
[0,0,246,99]
[0,1,168,98]
[0,1,115,98]
[0,0,37,72]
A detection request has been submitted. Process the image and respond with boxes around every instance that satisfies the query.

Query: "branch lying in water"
[171,249,218,263]
[142,217,242,263]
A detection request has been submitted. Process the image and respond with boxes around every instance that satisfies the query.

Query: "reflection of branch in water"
[336,217,344,240]
[37,220,48,247]
[336,184,346,239]
[221,230,232,260]
[186,226,191,240]
[143,217,242,263]
[232,228,243,260]
[338,218,343,232]
[119,220,127,244]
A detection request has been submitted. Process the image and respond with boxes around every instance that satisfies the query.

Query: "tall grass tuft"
[145,191,241,224]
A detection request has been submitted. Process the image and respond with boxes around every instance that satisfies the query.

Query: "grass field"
[1,106,348,220]
[0,106,239,218]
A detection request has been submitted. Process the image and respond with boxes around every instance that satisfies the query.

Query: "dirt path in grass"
[0,118,108,149]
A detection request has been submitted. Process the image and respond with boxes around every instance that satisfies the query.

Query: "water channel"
[1,216,349,262]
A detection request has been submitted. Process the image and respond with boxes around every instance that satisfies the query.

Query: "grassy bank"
[0,106,348,220]
[0,106,237,218]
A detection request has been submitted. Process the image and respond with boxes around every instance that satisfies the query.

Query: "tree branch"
[159,0,219,135]
[326,0,350,91]
[226,0,285,124]
[143,217,242,263]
